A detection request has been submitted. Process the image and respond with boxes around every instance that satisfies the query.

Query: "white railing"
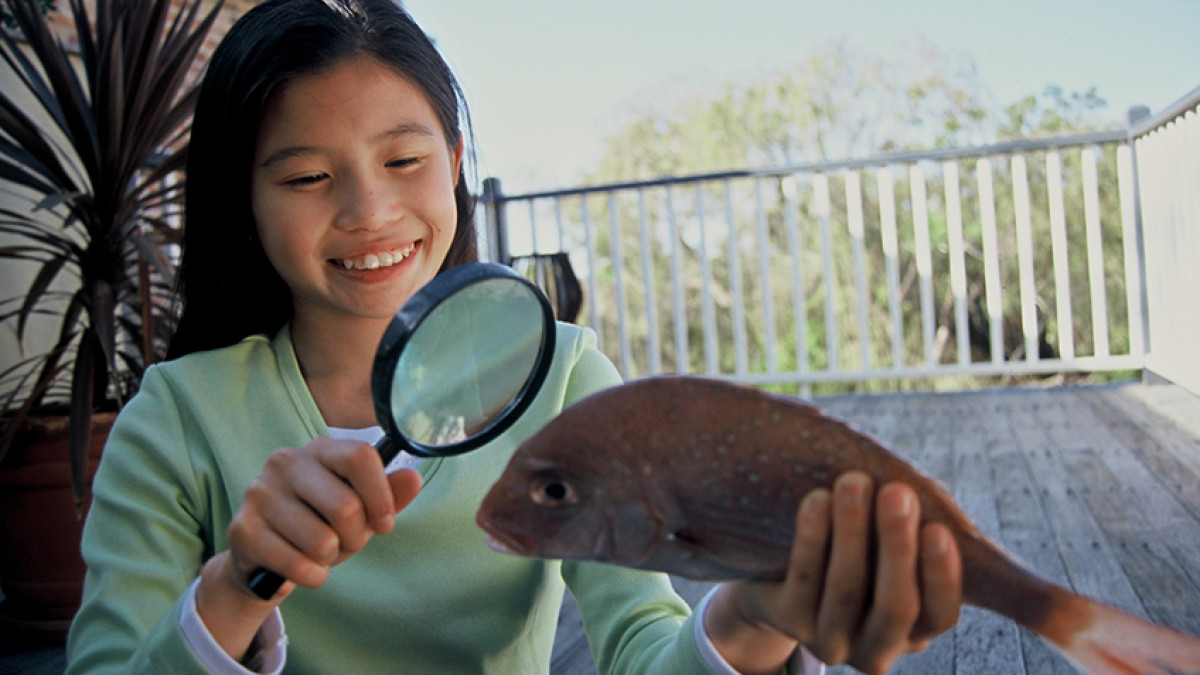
[1133,85,1200,395]
[482,87,1200,394]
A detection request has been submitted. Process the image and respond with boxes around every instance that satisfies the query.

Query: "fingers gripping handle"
[243,439,395,601]
[243,440,396,601]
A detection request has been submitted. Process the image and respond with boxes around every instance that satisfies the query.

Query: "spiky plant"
[0,0,221,508]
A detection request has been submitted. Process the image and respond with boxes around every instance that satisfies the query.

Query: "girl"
[66,1,963,673]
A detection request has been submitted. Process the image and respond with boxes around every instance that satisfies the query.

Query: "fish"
[476,376,1200,675]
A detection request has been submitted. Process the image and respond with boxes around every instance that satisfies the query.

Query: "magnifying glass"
[248,262,556,599]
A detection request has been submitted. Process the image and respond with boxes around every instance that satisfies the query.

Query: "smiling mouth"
[332,242,417,270]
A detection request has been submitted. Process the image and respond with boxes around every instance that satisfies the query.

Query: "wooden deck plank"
[1086,387,1200,522]
[1076,388,1200,636]
[889,394,959,675]
[945,391,1027,675]
[982,391,1079,675]
[1003,390,1150,620]
[550,589,595,674]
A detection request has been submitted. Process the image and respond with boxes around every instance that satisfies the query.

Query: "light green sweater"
[66,324,714,674]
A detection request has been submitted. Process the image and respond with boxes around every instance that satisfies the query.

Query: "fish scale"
[477,376,1200,675]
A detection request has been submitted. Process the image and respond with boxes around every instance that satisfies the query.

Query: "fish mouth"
[484,532,535,556]
[476,511,537,557]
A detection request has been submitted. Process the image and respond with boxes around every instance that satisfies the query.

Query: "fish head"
[476,456,653,563]
[476,400,670,566]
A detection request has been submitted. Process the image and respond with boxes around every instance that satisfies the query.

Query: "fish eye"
[530,475,577,508]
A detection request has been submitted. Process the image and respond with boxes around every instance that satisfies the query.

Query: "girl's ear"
[452,138,465,186]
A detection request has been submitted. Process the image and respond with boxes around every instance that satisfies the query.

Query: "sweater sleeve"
[65,366,221,674]
[562,561,715,674]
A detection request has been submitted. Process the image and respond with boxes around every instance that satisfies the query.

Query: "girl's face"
[251,56,463,330]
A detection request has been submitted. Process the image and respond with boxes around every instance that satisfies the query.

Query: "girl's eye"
[283,173,328,188]
[387,157,420,169]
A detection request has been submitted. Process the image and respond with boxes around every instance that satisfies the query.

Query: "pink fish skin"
[477,376,1200,675]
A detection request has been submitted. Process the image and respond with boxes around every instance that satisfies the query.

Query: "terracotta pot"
[0,412,113,638]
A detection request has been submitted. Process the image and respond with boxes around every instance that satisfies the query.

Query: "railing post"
[482,177,511,265]
[1125,105,1152,380]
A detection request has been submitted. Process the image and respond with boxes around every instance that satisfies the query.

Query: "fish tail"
[1043,595,1200,674]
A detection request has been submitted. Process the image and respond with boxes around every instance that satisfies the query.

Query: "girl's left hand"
[705,471,964,675]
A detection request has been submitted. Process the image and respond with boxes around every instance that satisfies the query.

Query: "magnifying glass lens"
[389,277,546,447]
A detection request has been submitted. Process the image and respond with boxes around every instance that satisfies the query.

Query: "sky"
[403,0,1200,194]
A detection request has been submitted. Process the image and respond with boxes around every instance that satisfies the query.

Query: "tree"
[556,40,1129,393]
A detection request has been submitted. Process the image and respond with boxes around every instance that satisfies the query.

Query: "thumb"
[388,467,423,514]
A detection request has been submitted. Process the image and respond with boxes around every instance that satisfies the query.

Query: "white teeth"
[337,244,415,271]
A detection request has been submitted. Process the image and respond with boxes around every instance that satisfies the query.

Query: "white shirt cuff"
[695,586,825,675]
[180,577,287,674]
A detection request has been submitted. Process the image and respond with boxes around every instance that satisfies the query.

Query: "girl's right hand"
[228,437,422,592]
[195,438,422,659]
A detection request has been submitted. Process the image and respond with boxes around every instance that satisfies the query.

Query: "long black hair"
[168,0,478,359]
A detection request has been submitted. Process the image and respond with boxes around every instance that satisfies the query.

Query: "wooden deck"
[550,381,1200,674]
[4,381,1199,674]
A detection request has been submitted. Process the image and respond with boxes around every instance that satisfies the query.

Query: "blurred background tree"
[567,41,1127,394]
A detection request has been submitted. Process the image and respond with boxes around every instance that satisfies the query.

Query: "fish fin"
[1054,600,1200,675]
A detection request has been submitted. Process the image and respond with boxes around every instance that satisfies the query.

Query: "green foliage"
[591,39,1004,182]
[999,85,1112,139]
[540,40,1136,394]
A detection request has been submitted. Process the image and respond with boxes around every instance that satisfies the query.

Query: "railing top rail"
[495,128,1128,202]
[1130,83,1200,138]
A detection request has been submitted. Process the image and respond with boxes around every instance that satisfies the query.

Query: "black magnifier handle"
[248,567,285,600]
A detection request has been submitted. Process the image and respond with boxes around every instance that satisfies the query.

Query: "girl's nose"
[334,171,399,231]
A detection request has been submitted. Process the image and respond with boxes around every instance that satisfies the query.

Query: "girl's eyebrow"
[257,122,438,169]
